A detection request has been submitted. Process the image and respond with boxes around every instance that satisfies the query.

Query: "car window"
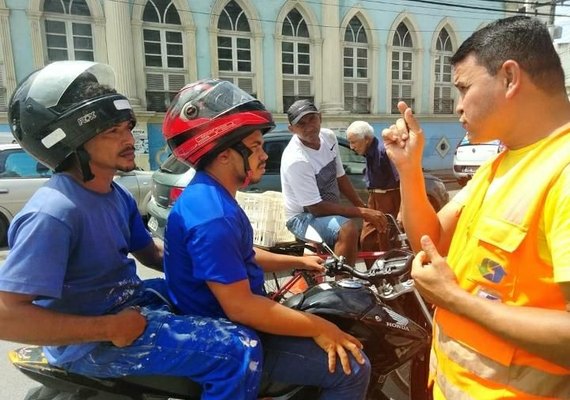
[263,141,287,174]
[0,150,52,178]
[160,155,190,174]
[338,143,366,175]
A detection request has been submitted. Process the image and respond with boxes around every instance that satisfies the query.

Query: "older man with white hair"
[346,121,400,262]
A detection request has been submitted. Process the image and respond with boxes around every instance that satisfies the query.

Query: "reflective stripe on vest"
[434,322,570,398]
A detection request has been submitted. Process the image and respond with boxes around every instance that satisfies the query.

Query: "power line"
[67,0,570,34]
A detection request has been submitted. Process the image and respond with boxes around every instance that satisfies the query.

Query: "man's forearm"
[399,169,441,252]
[254,247,301,272]
[0,300,117,346]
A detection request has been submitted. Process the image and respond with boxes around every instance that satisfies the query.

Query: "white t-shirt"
[280,128,345,219]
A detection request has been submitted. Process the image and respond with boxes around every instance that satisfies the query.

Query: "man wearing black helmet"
[162,79,371,400]
[0,61,267,400]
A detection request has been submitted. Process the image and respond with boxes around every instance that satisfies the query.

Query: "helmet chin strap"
[231,142,253,189]
[76,147,95,182]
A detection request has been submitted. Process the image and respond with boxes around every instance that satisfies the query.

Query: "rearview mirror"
[302,225,323,244]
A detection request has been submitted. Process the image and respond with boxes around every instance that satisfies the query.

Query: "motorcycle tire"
[24,386,62,400]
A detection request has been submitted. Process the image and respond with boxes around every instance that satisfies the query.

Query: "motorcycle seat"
[121,375,202,397]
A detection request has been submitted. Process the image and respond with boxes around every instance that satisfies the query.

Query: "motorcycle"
[9,217,433,400]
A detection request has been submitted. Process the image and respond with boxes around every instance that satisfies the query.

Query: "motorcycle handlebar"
[323,249,413,281]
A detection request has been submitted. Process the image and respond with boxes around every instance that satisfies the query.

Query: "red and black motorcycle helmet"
[163,78,275,169]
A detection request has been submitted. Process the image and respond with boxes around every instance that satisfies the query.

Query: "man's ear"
[216,148,233,164]
[502,60,521,97]
[288,125,294,133]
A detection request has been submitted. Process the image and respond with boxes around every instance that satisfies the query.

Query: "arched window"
[217,1,254,95]
[281,8,312,111]
[391,22,414,113]
[343,16,370,113]
[434,28,454,114]
[142,0,186,112]
[42,0,94,62]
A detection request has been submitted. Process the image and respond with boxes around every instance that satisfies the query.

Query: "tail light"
[169,186,184,206]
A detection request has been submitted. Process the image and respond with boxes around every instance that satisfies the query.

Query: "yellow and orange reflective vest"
[432,126,570,399]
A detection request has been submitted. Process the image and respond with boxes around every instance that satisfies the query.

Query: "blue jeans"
[262,334,371,400]
[60,279,262,400]
[286,213,350,249]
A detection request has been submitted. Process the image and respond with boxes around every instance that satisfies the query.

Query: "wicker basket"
[236,191,296,247]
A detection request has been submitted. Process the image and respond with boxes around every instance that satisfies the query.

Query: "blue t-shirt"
[0,173,152,364]
[164,171,265,319]
[364,137,400,190]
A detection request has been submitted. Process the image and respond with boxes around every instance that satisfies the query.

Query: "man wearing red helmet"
[163,79,371,400]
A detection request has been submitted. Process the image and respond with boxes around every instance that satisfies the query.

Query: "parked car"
[147,131,449,240]
[453,134,503,186]
[0,143,154,246]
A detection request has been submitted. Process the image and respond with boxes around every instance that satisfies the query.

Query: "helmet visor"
[164,79,258,128]
[26,61,115,108]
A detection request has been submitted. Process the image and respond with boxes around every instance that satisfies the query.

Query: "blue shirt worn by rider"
[164,171,265,319]
[0,173,151,364]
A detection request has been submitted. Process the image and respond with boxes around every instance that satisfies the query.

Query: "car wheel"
[0,214,8,247]
[456,176,470,187]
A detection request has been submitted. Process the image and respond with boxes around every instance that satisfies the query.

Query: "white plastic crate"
[236,190,296,247]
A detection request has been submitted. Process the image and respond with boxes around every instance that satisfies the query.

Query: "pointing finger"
[397,101,422,134]
[397,101,409,115]
[403,107,422,134]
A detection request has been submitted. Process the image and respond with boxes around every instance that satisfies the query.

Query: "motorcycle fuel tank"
[284,279,430,375]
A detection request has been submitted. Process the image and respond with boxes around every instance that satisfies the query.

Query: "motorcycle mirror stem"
[301,225,339,260]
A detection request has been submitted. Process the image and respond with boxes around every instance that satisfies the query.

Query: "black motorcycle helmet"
[8,61,136,180]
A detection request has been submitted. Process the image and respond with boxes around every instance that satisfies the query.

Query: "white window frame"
[142,16,187,112]
[433,28,454,114]
[391,22,415,113]
[281,9,313,111]
[42,4,94,62]
[216,2,255,95]
[343,17,370,114]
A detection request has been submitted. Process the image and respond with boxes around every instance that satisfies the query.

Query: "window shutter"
[298,80,311,96]
[344,82,352,98]
[168,74,185,92]
[0,66,6,110]
[356,83,368,97]
[283,79,295,96]
[146,73,165,91]
[237,77,253,94]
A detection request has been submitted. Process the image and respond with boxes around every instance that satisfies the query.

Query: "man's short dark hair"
[451,16,565,94]
[56,72,116,112]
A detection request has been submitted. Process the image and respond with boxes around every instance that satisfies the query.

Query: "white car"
[0,143,154,246]
[453,135,503,186]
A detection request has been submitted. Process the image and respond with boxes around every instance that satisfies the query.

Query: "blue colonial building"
[0,0,546,170]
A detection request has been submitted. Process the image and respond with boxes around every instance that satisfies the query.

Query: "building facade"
[0,0,515,170]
